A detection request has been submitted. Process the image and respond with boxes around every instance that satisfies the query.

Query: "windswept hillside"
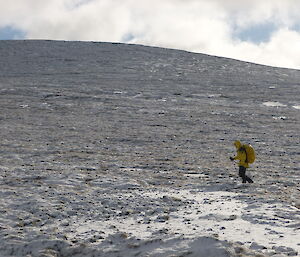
[0,40,299,256]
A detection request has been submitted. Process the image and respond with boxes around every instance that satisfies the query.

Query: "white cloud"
[258,29,300,68]
[1,0,300,69]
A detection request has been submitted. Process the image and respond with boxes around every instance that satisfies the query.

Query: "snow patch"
[262,101,287,107]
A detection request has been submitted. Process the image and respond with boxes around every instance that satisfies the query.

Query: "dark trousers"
[239,166,253,183]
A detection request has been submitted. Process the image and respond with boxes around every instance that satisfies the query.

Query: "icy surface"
[0,40,299,256]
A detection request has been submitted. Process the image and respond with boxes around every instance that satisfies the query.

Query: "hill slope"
[0,40,299,256]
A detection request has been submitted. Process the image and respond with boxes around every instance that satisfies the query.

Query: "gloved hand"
[230,157,234,161]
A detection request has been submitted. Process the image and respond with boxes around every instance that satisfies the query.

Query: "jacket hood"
[234,140,242,149]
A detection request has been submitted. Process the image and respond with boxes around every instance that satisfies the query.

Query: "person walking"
[230,140,254,183]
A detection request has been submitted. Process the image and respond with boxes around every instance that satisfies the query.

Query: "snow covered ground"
[0,40,299,256]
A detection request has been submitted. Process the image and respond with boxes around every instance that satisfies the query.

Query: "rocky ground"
[0,40,299,256]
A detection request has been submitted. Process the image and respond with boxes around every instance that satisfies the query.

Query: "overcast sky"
[1,0,300,69]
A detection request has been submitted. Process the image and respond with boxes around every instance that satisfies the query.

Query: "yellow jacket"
[233,140,249,168]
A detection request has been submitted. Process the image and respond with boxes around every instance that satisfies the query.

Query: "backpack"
[243,144,256,164]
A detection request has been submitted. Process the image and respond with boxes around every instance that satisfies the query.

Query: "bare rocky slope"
[0,40,299,256]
